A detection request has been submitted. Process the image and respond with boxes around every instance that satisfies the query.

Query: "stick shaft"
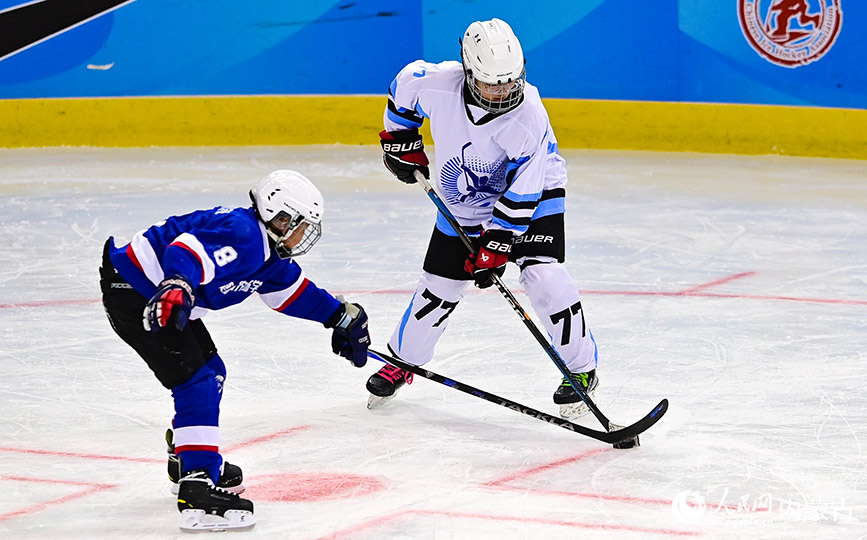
[411,169,613,429]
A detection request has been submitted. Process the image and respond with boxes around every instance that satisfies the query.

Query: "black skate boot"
[166,429,245,495]
[366,363,414,409]
[177,469,254,532]
[552,370,599,420]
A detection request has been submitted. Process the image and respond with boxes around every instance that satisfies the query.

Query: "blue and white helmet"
[461,18,526,114]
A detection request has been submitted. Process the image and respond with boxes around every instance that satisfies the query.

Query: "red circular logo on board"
[738,0,843,68]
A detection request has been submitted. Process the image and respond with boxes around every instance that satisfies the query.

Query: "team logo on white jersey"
[738,0,842,68]
[439,142,507,206]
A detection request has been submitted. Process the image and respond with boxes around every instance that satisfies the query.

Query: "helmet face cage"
[464,67,526,114]
[272,221,322,259]
[266,209,322,259]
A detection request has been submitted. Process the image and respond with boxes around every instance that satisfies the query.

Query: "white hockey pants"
[388,262,598,373]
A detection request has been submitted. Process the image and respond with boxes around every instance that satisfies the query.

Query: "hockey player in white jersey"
[368,18,600,418]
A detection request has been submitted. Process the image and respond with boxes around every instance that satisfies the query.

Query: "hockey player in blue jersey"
[99,170,370,532]
[368,19,600,418]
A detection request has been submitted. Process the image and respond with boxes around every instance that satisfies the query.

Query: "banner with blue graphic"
[0,0,862,108]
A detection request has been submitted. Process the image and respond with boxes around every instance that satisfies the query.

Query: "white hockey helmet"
[250,170,323,259]
[461,18,526,113]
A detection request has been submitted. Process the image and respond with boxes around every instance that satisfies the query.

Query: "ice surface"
[0,146,865,539]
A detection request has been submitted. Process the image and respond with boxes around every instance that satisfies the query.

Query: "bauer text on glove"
[143,276,195,332]
[379,129,430,183]
[464,230,512,289]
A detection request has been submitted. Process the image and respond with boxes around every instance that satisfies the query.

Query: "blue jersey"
[109,206,340,324]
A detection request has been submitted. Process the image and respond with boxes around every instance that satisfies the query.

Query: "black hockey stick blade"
[368,348,668,446]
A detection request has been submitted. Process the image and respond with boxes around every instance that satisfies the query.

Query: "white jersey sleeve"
[384,60,459,131]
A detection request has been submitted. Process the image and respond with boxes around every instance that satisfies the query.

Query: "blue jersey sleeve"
[257,260,342,324]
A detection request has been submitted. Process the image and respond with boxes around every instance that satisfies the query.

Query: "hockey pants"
[388,262,597,373]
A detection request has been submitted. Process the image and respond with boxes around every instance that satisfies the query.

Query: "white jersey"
[384,60,568,236]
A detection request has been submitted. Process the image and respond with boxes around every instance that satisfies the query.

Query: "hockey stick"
[368,348,666,445]
[411,169,668,440]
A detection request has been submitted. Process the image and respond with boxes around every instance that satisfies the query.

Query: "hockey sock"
[171,363,223,483]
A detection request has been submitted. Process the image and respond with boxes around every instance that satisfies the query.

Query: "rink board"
[1,96,865,160]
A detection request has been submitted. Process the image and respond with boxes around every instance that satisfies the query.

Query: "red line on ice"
[484,448,609,486]
[0,476,116,523]
[223,425,313,452]
[674,271,757,295]
[0,446,160,463]
[483,450,705,510]
[0,298,100,308]
[3,271,865,308]
[489,483,694,508]
[0,425,312,462]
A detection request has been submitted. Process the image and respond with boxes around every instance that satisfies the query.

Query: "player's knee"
[171,364,221,425]
[418,271,470,303]
[519,262,581,310]
[205,353,226,390]
[519,261,572,288]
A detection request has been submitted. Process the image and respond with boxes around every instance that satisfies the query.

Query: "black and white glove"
[143,276,195,332]
[463,229,513,289]
[379,128,429,183]
[327,299,370,367]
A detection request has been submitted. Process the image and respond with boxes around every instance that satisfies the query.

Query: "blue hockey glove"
[328,300,370,367]
[143,276,195,332]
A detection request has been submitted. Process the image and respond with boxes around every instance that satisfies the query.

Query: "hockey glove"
[143,276,195,332]
[464,229,513,289]
[328,300,370,367]
[379,129,429,183]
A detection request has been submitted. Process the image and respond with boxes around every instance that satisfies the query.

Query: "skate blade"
[367,393,397,409]
[558,390,598,421]
[179,509,255,532]
[171,482,245,496]
[558,401,591,420]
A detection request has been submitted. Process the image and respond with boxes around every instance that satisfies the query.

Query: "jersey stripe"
[175,444,219,453]
[493,204,534,225]
[171,233,216,285]
[129,231,165,285]
[259,274,309,311]
[275,278,310,311]
[386,100,424,128]
[532,196,565,219]
[173,425,220,450]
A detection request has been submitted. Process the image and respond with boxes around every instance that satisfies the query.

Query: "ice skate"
[366,363,413,409]
[167,429,245,495]
[177,469,255,532]
[552,370,599,420]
